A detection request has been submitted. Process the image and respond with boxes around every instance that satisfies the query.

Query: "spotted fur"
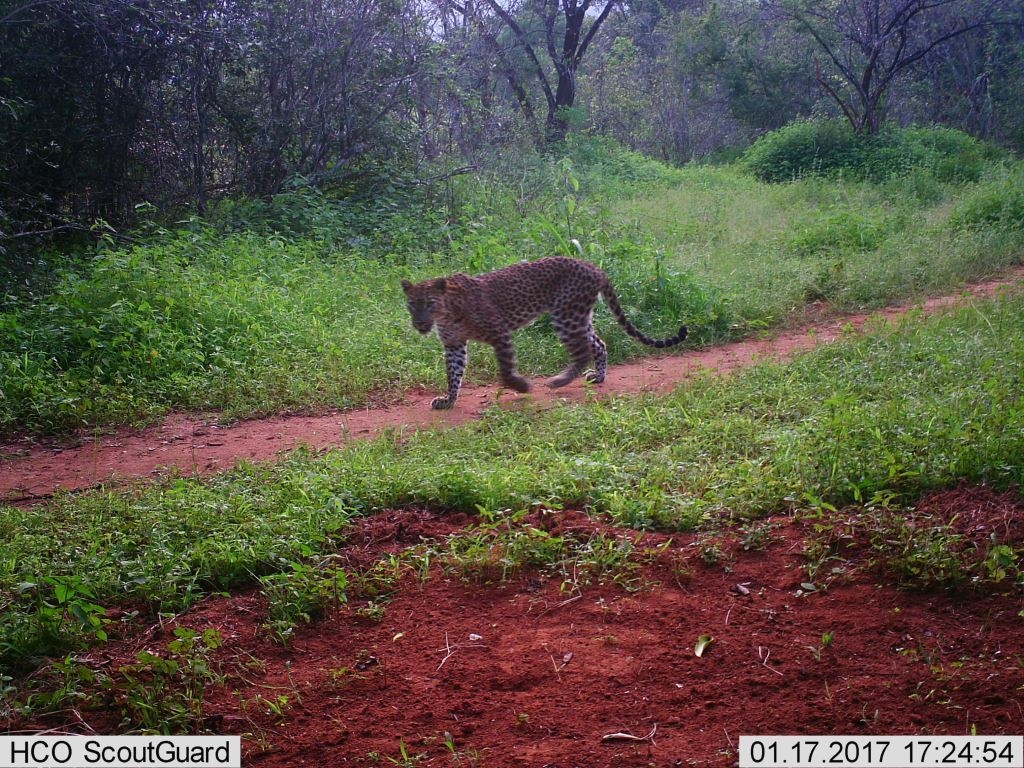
[401,257,688,410]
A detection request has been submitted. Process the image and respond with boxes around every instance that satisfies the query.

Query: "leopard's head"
[401,277,447,335]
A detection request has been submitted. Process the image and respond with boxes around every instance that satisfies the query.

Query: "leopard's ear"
[400,278,413,293]
[436,278,447,292]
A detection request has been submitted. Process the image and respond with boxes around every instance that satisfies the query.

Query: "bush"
[742,120,1002,184]
[562,134,686,193]
[204,177,451,256]
[949,168,1024,232]
[787,210,898,256]
[902,126,999,184]
[597,240,733,346]
[742,121,859,181]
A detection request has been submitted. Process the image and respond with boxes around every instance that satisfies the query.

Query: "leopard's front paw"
[431,396,456,410]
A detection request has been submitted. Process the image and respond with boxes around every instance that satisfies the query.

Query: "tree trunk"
[546,67,575,143]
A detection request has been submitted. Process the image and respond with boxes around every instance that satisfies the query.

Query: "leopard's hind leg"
[584,329,608,384]
[549,310,597,388]
[491,333,531,393]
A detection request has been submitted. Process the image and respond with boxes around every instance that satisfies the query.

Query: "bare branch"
[479,0,556,109]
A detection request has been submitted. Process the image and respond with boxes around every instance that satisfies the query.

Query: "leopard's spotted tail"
[601,280,688,348]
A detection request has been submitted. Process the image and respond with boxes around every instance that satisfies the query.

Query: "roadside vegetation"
[2,130,1023,438]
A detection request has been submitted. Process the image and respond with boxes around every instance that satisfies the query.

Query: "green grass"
[0,240,434,434]
[2,290,1022,669]
[612,161,1024,327]
[2,132,1023,438]
[0,233,710,436]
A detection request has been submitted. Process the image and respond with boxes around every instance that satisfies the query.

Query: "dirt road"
[3,267,1022,502]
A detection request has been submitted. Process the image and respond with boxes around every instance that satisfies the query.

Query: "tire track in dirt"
[3,267,1023,502]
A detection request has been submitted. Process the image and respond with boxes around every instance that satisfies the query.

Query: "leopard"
[401,256,688,410]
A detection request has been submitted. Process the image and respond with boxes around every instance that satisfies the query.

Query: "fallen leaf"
[694,634,714,657]
[602,724,658,744]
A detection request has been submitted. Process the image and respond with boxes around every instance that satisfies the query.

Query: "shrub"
[742,120,865,182]
[742,120,1002,184]
[598,240,734,346]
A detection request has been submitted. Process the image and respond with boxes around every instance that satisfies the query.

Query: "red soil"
[4,269,1024,765]
[13,489,1024,766]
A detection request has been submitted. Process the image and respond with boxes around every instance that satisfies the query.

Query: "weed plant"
[2,291,1022,669]
[804,505,1023,593]
[259,560,348,644]
[11,627,224,734]
[110,627,224,733]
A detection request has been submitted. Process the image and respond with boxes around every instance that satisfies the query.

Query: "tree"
[434,0,546,150]
[225,0,427,196]
[781,0,1004,133]
[913,3,1024,147]
[0,0,429,256]
[0,1,175,229]
[448,0,619,145]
